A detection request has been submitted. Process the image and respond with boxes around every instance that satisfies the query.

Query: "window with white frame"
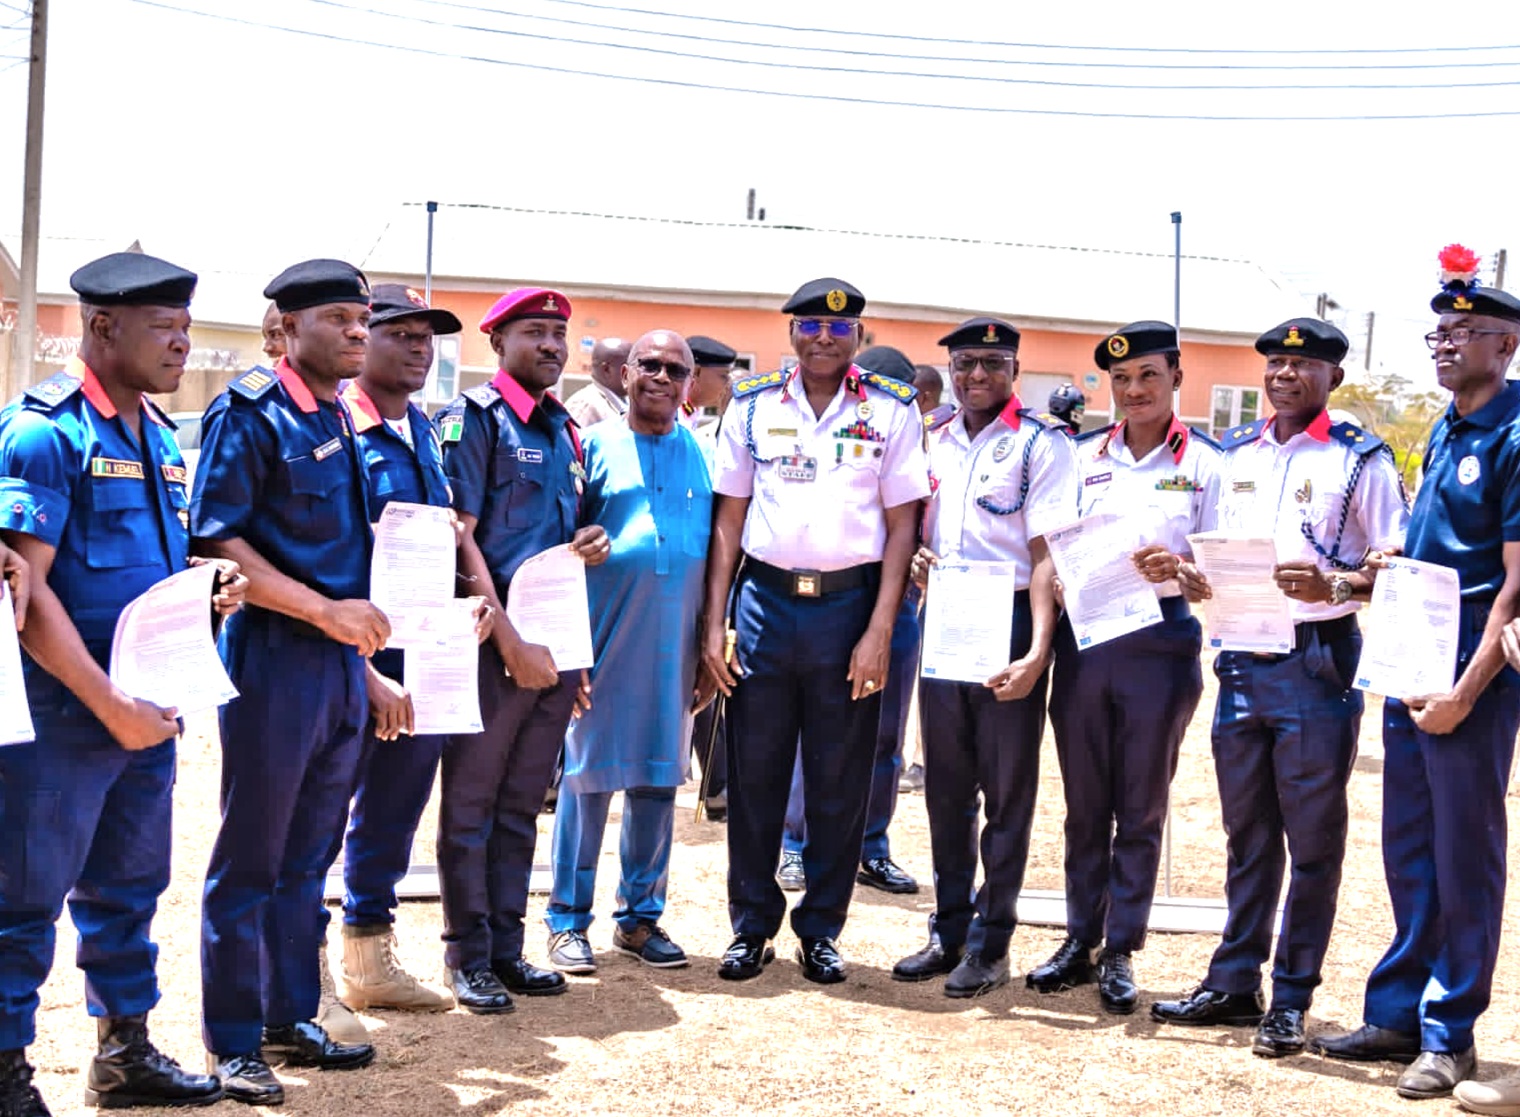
[1211,385,1261,439]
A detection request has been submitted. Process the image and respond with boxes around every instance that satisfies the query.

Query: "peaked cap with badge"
[263,259,371,313]
[1094,320,1177,370]
[1255,317,1349,364]
[368,283,462,334]
[782,278,865,317]
[479,287,572,334]
[1431,243,1520,323]
[939,317,1020,352]
[70,251,198,308]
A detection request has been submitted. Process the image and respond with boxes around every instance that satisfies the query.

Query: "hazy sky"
[3,0,1520,390]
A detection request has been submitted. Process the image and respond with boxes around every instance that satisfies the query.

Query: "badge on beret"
[1106,335,1129,359]
[1284,326,1305,348]
[982,324,998,344]
[544,294,559,313]
[825,289,847,313]
[1459,455,1480,485]
[992,435,1013,462]
[1454,294,1474,311]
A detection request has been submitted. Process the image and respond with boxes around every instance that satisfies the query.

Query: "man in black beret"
[0,251,238,1113]
[1159,315,1408,1059]
[193,258,388,1104]
[701,277,930,985]
[1324,248,1520,1103]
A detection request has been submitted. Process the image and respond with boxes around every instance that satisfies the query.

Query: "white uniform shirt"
[714,366,931,572]
[1208,410,1409,622]
[923,396,1079,588]
[1077,418,1222,599]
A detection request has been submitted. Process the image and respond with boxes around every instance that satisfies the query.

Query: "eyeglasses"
[1424,327,1513,349]
[632,356,691,381]
[793,318,857,339]
[950,353,1016,374]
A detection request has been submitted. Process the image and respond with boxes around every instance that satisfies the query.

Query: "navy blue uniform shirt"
[435,369,582,596]
[0,358,188,710]
[1406,380,1520,599]
[191,360,372,602]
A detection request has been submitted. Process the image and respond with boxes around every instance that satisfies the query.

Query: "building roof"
[360,204,1312,341]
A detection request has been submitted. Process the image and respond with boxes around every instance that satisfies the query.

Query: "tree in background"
[1331,372,1443,492]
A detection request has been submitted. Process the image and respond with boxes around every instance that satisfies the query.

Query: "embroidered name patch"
[313,438,343,462]
[160,464,187,485]
[90,457,145,479]
[516,448,544,463]
[1085,472,1113,486]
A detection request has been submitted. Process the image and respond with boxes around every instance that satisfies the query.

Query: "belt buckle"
[792,569,822,597]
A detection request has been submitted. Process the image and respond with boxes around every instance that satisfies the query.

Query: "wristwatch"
[1329,575,1354,606]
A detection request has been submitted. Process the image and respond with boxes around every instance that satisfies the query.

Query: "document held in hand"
[1186,532,1294,655]
[505,545,595,673]
[369,502,458,648]
[0,584,35,745]
[1353,557,1460,698]
[109,563,238,715]
[1044,513,1163,649]
[920,560,1017,684]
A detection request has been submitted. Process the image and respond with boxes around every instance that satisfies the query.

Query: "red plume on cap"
[1438,243,1481,287]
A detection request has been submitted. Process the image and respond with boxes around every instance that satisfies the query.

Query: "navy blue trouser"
[0,725,174,1051]
[783,591,921,862]
[202,611,368,1056]
[1204,621,1362,1010]
[341,717,445,927]
[920,591,1045,960]
[726,575,881,941]
[1363,605,1520,1053]
[437,646,577,970]
[1049,599,1203,953]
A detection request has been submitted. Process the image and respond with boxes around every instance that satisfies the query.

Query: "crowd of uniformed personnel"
[0,242,1518,1117]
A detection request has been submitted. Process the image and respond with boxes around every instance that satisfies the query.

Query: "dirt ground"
[26,648,1520,1117]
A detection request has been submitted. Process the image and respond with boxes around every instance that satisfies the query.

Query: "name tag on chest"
[516,448,544,464]
[777,454,818,482]
[91,457,144,479]
[313,438,344,462]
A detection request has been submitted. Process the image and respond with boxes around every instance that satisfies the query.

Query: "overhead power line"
[123,0,1520,120]
[303,0,1520,88]
[503,0,1520,57]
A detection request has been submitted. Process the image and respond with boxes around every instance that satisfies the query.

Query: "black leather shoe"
[260,1022,374,1071]
[207,1054,283,1108]
[446,966,515,1014]
[1310,1023,1422,1064]
[717,935,774,981]
[1150,985,1265,1026]
[492,956,568,997]
[945,952,1010,999]
[857,857,919,895]
[1026,936,1097,993]
[1253,1008,1307,1058]
[892,934,962,982]
[84,1015,222,1108]
[0,1049,50,1117]
[795,937,846,984]
[1397,1048,1476,1099]
[1096,950,1138,1015]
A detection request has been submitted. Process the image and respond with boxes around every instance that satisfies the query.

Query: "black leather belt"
[743,556,881,598]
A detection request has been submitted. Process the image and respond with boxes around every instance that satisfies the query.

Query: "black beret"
[938,316,1020,351]
[782,277,865,317]
[1094,320,1177,370]
[264,258,371,313]
[1431,284,1520,324]
[854,345,916,384]
[1255,317,1349,364]
[70,252,197,308]
[687,335,737,367]
[368,283,462,334]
